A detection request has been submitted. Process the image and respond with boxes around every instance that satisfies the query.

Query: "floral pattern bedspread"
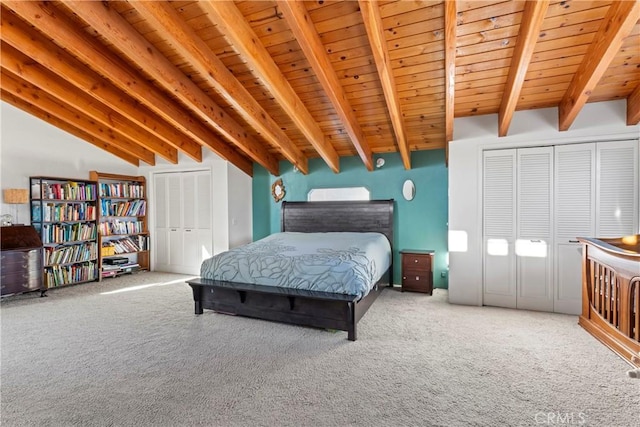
[200,232,391,298]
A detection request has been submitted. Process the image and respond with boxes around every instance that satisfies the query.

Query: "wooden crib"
[578,235,640,366]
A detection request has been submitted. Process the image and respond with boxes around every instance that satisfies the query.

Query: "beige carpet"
[1,271,638,426]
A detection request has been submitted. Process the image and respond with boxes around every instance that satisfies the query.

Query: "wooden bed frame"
[187,200,394,341]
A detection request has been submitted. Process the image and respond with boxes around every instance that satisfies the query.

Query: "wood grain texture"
[1,1,637,171]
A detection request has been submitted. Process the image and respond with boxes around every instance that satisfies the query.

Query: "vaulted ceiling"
[1,1,639,176]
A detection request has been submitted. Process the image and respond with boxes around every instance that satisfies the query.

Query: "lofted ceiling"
[1,0,638,176]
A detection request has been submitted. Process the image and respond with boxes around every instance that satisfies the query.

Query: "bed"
[187,200,394,340]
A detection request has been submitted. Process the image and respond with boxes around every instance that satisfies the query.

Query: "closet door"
[154,170,212,274]
[516,147,553,312]
[596,140,639,237]
[154,174,170,270]
[182,171,213,273]
[554,144,595,315]
[483,150,517,308]
[167,173,184,270]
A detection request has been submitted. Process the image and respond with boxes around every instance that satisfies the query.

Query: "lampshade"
[3,189,29,204]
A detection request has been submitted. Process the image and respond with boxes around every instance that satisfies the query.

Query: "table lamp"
[3,189,29,225]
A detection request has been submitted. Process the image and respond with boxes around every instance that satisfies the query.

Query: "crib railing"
[578,236,639,366]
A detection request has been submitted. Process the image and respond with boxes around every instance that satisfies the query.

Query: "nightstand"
[400,249,434,294]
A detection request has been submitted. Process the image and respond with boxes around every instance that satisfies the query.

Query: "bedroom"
[1,0,640,425]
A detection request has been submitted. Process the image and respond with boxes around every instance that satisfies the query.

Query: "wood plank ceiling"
[1,1,638,176]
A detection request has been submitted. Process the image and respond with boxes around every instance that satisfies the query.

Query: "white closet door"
[154,170,212,274]
[166,174,184,270]
[154,174,170,270]
[554,143,595,314]
[483,150,517,308]
[516,147,553,312]
[596,140,639,237]
[182,171,213,273]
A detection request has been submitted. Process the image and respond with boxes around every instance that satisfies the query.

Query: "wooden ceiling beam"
[0,7,199,163]
[498,0,549,137]
[444,0,457,164]
[281,1,373,171]
[357,0,408,170]
[1,91,139,166]
[2,0,253,176]
[64,0,279,175]
[627,84,640,125]
[200,0,340,173]
[558,1,640,131]
[1,70,156,165]
[0,43,178,164]
[131,1,308,174]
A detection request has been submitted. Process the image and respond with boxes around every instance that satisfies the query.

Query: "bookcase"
[29,176,99,290]
[89,171,150,279]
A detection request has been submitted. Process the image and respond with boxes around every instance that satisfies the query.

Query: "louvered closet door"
[596,140,639,237]
[516,147,554,312]
[483,150,517,309]
[554,144,595,315]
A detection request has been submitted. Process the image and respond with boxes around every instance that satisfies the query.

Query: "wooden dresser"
[1,225,44,297]
[400,249,434,294]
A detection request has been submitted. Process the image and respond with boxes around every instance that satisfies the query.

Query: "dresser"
[1,225,44,297]
[400,249,434,294]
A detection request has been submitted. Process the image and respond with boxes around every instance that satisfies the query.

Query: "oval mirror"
[402,179,415,201]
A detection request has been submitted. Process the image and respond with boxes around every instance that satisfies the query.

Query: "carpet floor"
[1,271,638,426]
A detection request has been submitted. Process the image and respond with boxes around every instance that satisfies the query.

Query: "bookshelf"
[89,171,150,279]
[29,176,99,290]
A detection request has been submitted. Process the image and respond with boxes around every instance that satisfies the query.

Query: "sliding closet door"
[483,150,517,308]
[554,144,595,315]
[516,147,553,312]
[596,140,639,237]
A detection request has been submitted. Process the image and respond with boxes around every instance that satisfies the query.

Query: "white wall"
[448,100,640,306]
[0,102,138,223]
[1,101,253,270]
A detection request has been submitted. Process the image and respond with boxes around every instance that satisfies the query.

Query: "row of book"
[100,199,146,217]
[102,235,149,254]
[44,262,98,288]
[34,182,97,201]
[44,242,98,266]
[42,223,97,244]
[32,202,97,222]
[98,182,145,199]
[99,220,145,236]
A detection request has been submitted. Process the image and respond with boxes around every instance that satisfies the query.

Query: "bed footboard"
[187,270,389,341]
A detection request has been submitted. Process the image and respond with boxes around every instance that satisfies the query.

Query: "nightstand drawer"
[402,274,432,293]
[402,253,431,272]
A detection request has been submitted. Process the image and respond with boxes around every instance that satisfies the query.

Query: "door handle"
[569,240,579,243]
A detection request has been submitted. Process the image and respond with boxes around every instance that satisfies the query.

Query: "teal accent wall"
[252,150,449,288]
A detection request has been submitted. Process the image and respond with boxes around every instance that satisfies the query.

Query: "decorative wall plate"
[271,178,285,202]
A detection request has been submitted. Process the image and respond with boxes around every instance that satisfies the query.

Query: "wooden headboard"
[280,200,394,248]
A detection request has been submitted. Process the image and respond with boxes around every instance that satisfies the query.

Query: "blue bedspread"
[200,232,391,298]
